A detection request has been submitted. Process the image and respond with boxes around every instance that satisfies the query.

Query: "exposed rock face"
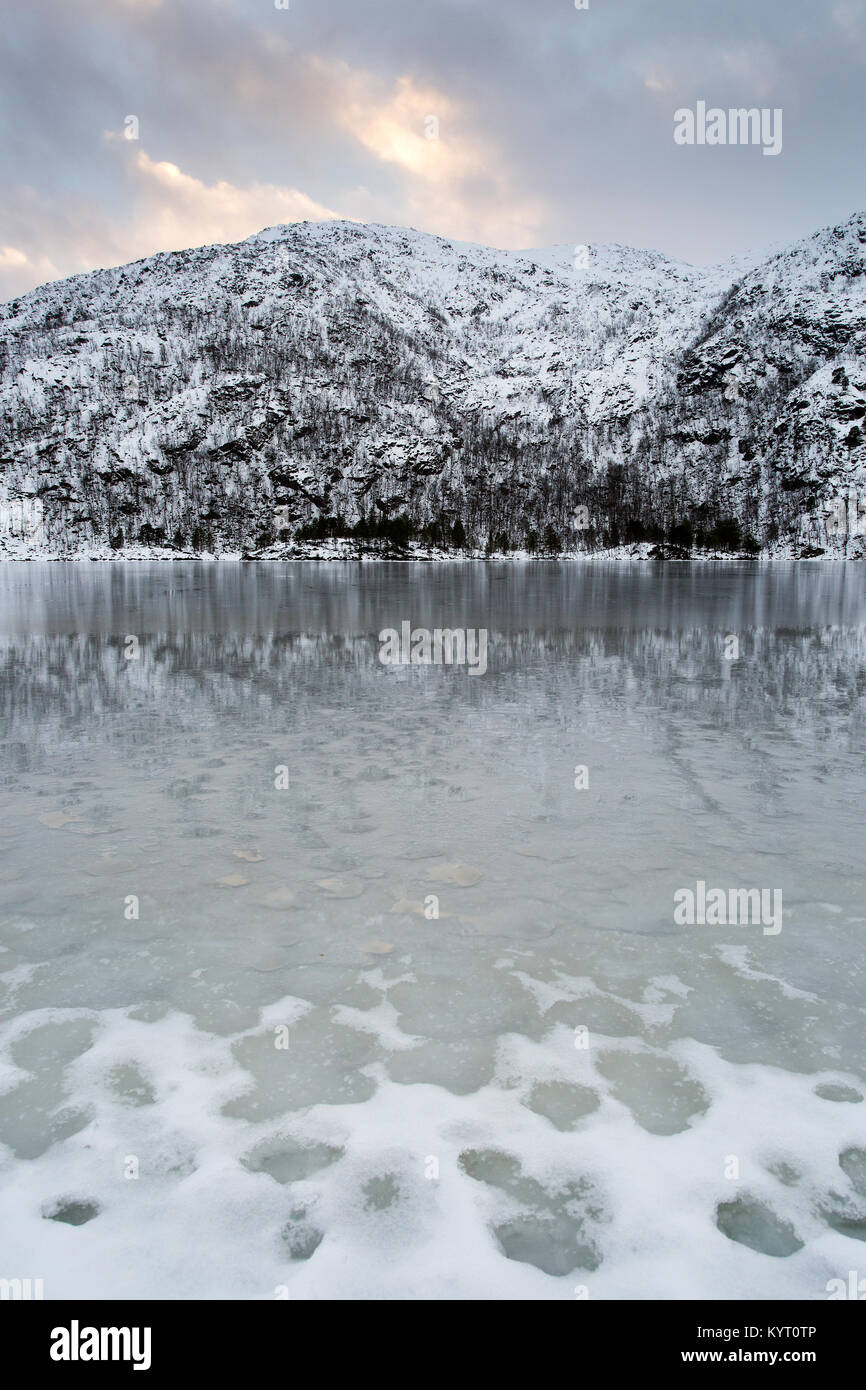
[1,213,865,557]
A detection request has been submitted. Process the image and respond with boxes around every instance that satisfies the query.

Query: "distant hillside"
[1,213,865,558]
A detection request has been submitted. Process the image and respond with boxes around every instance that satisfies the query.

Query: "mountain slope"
[1,214,865,558]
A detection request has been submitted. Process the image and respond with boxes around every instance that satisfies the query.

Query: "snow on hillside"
[0,214,865,559]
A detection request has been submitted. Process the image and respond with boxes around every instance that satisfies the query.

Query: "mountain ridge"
[1,212,865,559]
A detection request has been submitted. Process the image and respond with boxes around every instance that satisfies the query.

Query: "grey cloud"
[1,0,863,293]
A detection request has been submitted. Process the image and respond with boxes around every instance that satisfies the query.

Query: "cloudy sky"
[2,0,864,296]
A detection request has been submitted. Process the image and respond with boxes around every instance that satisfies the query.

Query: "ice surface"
[0,560,864,1298]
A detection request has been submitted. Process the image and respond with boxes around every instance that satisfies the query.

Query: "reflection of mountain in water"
[2,625,864,764]
[1,558,864,635]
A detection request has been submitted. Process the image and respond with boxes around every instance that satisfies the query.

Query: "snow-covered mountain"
[1,213,865,558]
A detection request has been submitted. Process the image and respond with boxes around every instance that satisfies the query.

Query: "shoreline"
[0,544,861,564]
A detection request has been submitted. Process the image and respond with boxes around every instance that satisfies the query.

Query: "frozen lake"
[1,560,865,1298]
